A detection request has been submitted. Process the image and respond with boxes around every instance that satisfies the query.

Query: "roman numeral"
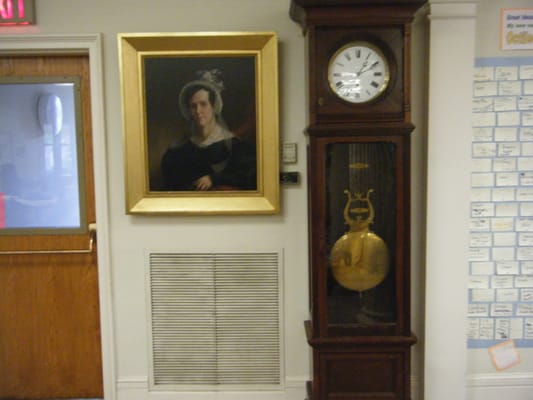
[371,81,380,88]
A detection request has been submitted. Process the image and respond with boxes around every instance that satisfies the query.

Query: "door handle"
[0,223,97,255]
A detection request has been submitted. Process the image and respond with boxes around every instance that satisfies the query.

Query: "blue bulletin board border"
[475,56,533,67]
[469,339,533,349]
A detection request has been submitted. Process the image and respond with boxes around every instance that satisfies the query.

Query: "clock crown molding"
[292,0,426,4]
[290,0,427,28]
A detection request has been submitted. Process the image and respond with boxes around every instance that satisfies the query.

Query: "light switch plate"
[282,142,297,163]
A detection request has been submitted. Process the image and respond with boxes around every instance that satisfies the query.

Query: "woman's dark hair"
[183,83,217,107]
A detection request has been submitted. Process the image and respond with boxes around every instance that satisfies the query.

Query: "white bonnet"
[178,69,224,120]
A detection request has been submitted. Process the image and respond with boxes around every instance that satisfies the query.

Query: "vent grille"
[148,252,281,388]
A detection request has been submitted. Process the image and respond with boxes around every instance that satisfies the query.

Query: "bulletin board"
[469,56,533,349]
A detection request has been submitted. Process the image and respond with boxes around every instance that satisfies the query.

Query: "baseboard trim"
[465,373,533,400]
[115,375,424,399]
[467,372,533,387]
[116,375,307,400]
[117,373,533,400]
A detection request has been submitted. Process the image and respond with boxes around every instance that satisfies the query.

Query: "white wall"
[425,3,476,400]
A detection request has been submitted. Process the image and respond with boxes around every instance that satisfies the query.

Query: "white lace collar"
[190,125,234,148]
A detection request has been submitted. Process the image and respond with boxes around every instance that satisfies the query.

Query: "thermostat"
[282,142,297,164]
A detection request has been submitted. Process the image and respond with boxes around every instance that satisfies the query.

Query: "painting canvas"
[145,56,257,192]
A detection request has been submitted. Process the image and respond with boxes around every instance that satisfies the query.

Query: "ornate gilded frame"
[118,32,279,215]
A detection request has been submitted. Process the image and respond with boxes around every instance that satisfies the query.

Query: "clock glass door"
[324,138,398,330]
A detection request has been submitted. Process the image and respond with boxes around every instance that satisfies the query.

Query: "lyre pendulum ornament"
[330,189,389,293]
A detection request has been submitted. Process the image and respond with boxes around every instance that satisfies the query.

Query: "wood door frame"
[0,34,115,400]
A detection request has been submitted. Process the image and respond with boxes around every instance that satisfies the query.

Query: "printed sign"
[501,8,533,50]
[0,0,34,25]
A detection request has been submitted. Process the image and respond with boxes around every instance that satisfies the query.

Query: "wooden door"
[0,55,103,399]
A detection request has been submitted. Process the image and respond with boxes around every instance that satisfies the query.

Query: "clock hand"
[358,61,380,76]
[355,60,368,76]
[355,52,372,75]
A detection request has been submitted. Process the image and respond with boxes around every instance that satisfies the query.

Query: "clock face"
[328,42,390,104]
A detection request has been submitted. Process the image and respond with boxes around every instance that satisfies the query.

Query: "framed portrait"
[118,32,279,215]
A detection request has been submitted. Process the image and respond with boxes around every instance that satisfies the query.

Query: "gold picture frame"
[118,32,279,215]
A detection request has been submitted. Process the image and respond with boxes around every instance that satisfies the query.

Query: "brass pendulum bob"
[330,189,390,292]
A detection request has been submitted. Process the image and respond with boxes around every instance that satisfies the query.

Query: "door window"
[0,77,86,233]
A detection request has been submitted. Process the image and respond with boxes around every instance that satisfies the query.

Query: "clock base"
[305,320,416,400]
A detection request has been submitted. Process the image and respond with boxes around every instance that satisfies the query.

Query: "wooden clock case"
[290,1,427,399]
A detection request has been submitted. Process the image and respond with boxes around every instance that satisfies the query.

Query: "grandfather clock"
[289,1,426,399]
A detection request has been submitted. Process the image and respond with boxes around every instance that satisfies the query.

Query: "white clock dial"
[328,42,390,104]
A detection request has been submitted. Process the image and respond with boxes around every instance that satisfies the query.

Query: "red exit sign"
[0,0,34,25]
